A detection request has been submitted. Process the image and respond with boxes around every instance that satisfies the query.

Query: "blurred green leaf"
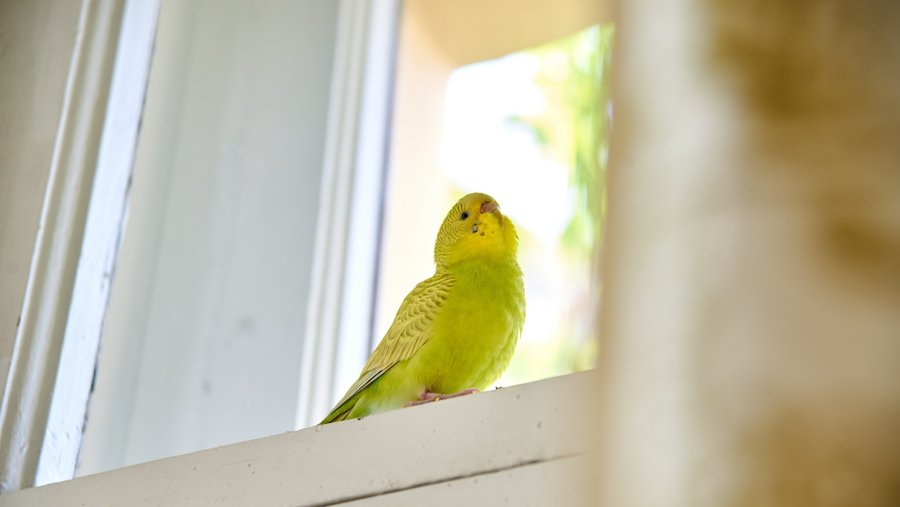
[497,24,614,386]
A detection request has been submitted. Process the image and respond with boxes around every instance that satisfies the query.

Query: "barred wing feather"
[327,272,455,414]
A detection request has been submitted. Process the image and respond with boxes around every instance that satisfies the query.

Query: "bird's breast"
[414,263,525,392]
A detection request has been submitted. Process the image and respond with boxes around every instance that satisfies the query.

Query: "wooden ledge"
[1,371,594,506]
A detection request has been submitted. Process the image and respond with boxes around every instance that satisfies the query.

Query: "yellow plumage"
[320,192,525,423]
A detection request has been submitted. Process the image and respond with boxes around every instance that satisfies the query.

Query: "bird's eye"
[460,211,469,221]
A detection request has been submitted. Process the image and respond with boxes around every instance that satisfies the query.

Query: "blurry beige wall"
[0,1,81,400]
[598,1,900,506]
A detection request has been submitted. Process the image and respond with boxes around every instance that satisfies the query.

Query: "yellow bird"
[321,192,525,423]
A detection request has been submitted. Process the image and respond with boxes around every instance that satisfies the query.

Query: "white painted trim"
[333,0,401,412]
[336,456,590,506]
[0,0,159,492]
[2,372,593,506]
[37,0,160,487]
[297,0,399,428]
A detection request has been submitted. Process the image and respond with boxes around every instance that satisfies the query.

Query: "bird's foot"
[404,388,480,407]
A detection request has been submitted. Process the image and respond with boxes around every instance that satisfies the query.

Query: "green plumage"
[321,193,525,424]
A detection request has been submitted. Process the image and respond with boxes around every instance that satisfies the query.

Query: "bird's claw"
[405,388,480,407]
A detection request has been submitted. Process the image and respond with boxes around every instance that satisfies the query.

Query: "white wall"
[0,1,81,401]
[78,0,340,475]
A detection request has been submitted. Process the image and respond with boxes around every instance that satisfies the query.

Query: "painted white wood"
[35,0,160,487]
[333,0,400,414]
[2,372,593,506]
[297,0,399,428]
[337,456,590,507]
[0,0,129,493]
[297,0,362,432]
[74,0,200,478]
[76,2,196,475]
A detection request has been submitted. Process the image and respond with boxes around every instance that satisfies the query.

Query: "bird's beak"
[480,200,502,224]
[480,201,497,214]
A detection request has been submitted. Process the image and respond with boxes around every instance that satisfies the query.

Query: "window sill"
[3,371,593,506]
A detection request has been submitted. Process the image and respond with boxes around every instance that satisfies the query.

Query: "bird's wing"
[329,272,455,411]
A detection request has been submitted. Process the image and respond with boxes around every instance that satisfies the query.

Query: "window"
[78,0,385,476]
[377,3,613,389]
[0,0,607,494]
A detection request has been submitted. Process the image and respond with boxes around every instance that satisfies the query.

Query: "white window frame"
[0,0,160,491]
[296,0,400,428]
[0,0,401,489]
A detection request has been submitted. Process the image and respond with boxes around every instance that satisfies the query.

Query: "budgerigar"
[321,192,525,423]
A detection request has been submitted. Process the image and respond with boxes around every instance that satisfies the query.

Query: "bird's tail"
[319,393,360,424]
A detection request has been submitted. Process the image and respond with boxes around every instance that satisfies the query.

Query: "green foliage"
[505,24,614,382]
[520,24,614,257]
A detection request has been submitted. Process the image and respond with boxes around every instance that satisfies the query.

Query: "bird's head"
[434,192,518,268]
